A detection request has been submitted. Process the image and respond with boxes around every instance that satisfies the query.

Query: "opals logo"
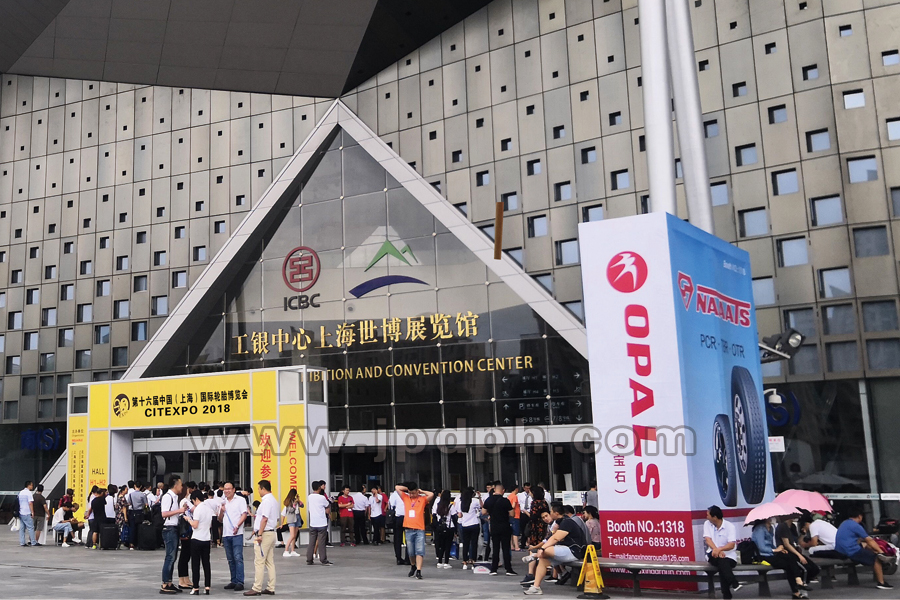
[606,251,648,293]
[348,239,428,298]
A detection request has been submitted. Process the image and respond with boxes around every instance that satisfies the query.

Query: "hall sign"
[232,311,480,355]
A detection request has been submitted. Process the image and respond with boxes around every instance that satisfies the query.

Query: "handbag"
[9,517,20,531]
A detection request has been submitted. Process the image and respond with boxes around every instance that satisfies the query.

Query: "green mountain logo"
[364,239,418,272]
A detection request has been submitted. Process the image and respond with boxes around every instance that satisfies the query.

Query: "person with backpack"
[835,507,894,590]
[432,490,456,569]
[751,518,808,599]
[127,481,147,550]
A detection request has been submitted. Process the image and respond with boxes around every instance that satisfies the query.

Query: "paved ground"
[0,528,894,598]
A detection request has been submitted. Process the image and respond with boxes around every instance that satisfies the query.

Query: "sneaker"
[443,563,452,569]
[224,584,236,590]
[462,563,469,570]
[507,570,519,576]
[523,586,543,596]
[290,551,300,557]
[521,574,535,584]
[275,542,285,548]
[877,581,894,590]
[283,551,291,557]
[490,571,498,576]
[437,564,444,569]
[521,554,537,563]
[325,543,334,548]
[320,561,334,566]
[415,570,423,580]
[733,583,744,592]
[545,576,558,583]
[61,542,70,548]
[408,565,417,578]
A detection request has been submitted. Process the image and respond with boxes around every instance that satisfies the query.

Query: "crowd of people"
[12,478,896,597]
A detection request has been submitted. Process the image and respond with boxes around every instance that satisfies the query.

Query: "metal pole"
[666,0,715,234]
[638,0,677,215]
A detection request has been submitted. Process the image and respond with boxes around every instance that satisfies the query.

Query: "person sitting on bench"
[521,502,588,595]
[799,515,842,560]
[752,518,809,599]
[834,507,893,590]
[704,505,742,600]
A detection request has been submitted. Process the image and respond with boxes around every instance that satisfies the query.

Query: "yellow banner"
[67,416,88,506]
[278,404,306,521]
[88,430,109,491]
[252,423,280,504]
[107,373,252,429]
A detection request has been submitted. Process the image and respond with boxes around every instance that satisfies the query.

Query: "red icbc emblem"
[282,246,321,293]
[606,251,648,293]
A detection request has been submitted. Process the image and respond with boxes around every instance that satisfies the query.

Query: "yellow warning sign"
[576,544,606,598]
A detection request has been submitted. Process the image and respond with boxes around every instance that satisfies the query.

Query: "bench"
[559,556,866,597]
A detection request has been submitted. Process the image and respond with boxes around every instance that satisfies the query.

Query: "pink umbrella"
[743,502,796,526]
[774,489,833,513]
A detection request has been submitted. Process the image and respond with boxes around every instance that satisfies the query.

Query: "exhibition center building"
[0,0,897,519]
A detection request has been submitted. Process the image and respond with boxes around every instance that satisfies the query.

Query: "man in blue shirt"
[834,507,893,590]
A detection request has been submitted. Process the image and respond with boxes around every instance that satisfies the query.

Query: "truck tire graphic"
[713,414,738,507]
[731,366,767,504]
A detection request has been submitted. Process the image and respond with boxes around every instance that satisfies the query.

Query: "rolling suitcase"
[138,521,157,550]
[100,523,118,550]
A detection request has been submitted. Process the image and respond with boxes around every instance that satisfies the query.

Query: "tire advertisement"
[579,213,774,588]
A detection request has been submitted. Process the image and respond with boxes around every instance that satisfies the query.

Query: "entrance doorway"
[133,450,251,487]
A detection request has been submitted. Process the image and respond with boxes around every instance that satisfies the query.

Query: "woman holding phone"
[183,490,215,595]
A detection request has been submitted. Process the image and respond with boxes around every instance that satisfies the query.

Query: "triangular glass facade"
[176,129,589,431]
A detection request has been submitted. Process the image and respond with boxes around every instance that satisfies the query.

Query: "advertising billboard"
[580,213,773,574]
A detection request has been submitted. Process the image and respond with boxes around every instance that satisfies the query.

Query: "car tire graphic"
[713,414,738,507]
[731,366,767,504]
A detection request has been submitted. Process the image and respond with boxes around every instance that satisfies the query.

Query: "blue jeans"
[161,526,179,584]
[19,514,35,546]
[223,535,245,584]
[405,528,425,557]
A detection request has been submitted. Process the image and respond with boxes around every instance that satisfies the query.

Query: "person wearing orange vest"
[394,483,434,580]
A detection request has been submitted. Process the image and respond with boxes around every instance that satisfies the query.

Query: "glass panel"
[773,170,798,195]
[820,268,852,298]
[740,208,767,236]
[825,341,858,371]
[786,308,817,339]
[867,339,900,370]
[789,345,821,375]
[853,227,889,257]
[710,182,728,205]
[343,144,386,198]
[752,278,776,306]
[444,400,494,428]
[811,196,842,226]
[862,301,898,332]
[848,157,878,182]
[779,238,808,267]
[822,304,855,335]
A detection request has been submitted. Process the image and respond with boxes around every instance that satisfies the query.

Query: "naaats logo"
[606,251,648,293]
[677,272,694,310]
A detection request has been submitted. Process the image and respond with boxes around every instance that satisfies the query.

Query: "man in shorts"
[835,507,893,590]
[394,483,434,580]
[521,502,587,595]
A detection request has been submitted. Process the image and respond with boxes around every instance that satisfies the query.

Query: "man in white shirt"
[799,515,841,558]
[350,486,370,545]
[702,505,740,600]
[52,504,76,547]
[389,487,408,564]
[17,481,35,547]
[368,484,386,545]
[517,484,532,550]
[248,479,279,595]
[219,481,249,591]
[160,477,186,595]
[306,480,334,565]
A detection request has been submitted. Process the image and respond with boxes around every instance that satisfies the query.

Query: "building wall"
[0,76,332,425]
[342,0,900,385]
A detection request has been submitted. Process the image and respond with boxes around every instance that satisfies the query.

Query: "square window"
[867,339,900,370]
[177,182,184,191]
[826,341,858,372]
[524,51,531,58]
[729,21,737,29]
[116,255,129,270]
[80,260,92,275]
[24,331,38,350]
[113,299,129,319]
[555,239,579,266]
[611,169,630,190]
[580,90,589,102]
[480,225,495,240]
[500,138,512,151]
[60,284,74,301]
[96,280,110,296]
[76,303,92,323]
[475,118,484,128]
[172,271,187,288]
[704,120,719,138]
[99,236,109,249]
[175,226,185,239]
[638,136,645,151]
[752,277,776,306]
[739,208,768,237]
[823,304,856,335]
[608,111,622,126]
[528,215,548,238]
[765,42,777,54]
[193,246,207,261]
[806,129,830,152]
[778,237,808,267]
[21,377,36,396]
[83,218,91,228]
[157,207,165,217]
[526,159,542,176]
[132,321,148,341]
[453,202,468,215]
[475,171,489,186]
[887,118,900,141]
[151,296,168,316]
[451,150,463,163]
[195,201,204,212]
[154,251,166,266]
[26,288,39,304]
[214,220,226,234]
[75,349,91,369]
[581,146,597,164]
[112,346,128,367]
[526,105,535,115]
[235,195,246,206]
[819,267,852,298]
[534,274,553,292]
[6,356,20,375]
[136,231,147,244]
[501,192,518,211]
[3,401,18,419]
[735,144,757,167]
[848,156,878,182]
[554,181,572,202]
[607,55,614,63]
[839,24,852,36]
[768,104,787,124]
[854,226,889,257]
[843,90,865,109]
[552,125,566,139]
[552,71,558,78]
[732,82,747,97]
[863,301,898,332]
[95,324,111,344]
[698,60,709,71]
[810,195,843,226]
[429,131,437,141]
[257,169,265,177]
[10,270,21,284]
[772,169,799,195]
[58,328,74,347]
[786,308,817,341]
[134,275,148,292]
[883,50,900,66]
[583,205,604,222]
[802,64,818,80]
[44,265,56,279]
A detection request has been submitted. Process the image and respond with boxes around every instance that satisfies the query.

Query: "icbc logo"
[606,251,648,293]
[282,246,320,293]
